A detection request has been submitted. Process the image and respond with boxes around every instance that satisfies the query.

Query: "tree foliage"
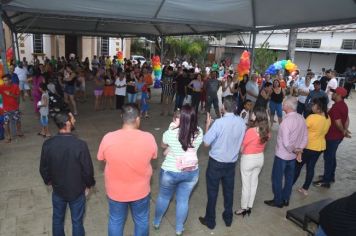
[155,36,209,63]
[253,42,279,74]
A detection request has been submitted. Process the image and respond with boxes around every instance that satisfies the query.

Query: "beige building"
[2,22,131,65]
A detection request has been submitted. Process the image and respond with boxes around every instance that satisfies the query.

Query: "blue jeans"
[175,94,185,111]
[108,194,150,236]
[191,92,201,113]
[315,226,327,236]
[293,149,322,190]
[322,139,342,183]
[272,156,295,205]
[204,158,236,228]
[52,192,86,236]
[206,94,219,113]
[127,93,137,103]
[296,101,305,115]
[154,169,199,233]
[269,100,283,118]
[0,115,4,140]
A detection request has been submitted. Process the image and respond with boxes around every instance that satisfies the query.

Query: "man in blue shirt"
[199,96,246,229]
[304,80,328,118]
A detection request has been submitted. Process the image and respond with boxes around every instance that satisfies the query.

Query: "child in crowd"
[37,83,51,137]
[240,99,252,125]
[140,85,149,119]
[103,71,115,110]
[163,109,181,156]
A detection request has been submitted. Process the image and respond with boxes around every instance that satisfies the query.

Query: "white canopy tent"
[1,0,356,73]
[1,0,356,37]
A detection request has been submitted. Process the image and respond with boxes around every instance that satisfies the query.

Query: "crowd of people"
[1,55,355,236]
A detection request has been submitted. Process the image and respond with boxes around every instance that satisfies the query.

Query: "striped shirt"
[162,123,203,172]
[161,76,175,96]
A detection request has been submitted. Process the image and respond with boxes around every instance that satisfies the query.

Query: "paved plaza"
[0,84,355,236]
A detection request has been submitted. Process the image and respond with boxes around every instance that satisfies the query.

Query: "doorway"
[65,35,78,59]
[335,54,356,74]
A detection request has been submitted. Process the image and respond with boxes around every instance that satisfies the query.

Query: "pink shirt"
[275,112,308,160]
[97,129,158,202]
[241,128,267,154]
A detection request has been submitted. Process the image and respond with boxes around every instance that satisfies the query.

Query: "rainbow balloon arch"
[265,59,298,75]
[152,55,162,88]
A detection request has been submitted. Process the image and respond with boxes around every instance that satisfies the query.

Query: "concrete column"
[0,20,9,73]
[249,31,257,75]
[286,28,298,61]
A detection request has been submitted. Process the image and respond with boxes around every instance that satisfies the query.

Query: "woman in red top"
[235,107,270,217]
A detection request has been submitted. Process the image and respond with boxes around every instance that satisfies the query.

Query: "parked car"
[130,55,146,66]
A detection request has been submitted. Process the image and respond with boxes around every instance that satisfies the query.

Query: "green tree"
[254,42,279,74]
[161,36,208,63]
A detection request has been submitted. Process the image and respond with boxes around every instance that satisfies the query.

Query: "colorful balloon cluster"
[265,60,298,75]
[152,55,162,88]
[116,51,123,64]
[237,50,250,81]
[6,48,14,68]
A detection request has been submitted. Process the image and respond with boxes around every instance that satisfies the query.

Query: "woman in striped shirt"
[153,105,203,235]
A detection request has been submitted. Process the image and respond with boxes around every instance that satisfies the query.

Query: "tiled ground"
[1,83,355,236]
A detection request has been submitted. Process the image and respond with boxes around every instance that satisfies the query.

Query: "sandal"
[5,138,11,143]
[37,132,45,137]
[17,134,24,137]
[298,187,309,196]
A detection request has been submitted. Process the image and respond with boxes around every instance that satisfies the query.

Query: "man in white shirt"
[326,70,338,109]
[297,73,313,115]
[115,72,126,110]
[14,62,30,101]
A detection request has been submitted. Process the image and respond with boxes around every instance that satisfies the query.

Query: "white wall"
[218,47,336,75]
[43,34,51,58]
[226,31,356,52]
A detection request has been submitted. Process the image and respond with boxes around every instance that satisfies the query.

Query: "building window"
[33,34,43,53]
[101,37,109,55]
[341,39,356,50]
[296,39,321,48]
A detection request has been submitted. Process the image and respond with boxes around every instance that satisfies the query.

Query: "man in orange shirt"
[97,103,157,236]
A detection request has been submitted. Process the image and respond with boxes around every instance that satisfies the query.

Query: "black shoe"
[198,217,215,230]
[283,200,289,207]
[234,208,251,217]
[264,200,283,208]
[316,175,335,183]
[224,221,232,227]
[313,181,330,188]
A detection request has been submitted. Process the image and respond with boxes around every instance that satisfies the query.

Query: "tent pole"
[12,31,20,62]
[286,28,297,61]
[121,37,124,53]
[15,32,20,61]
[249,31,257,76]
[0,13,9,74]
[160,36,164,61]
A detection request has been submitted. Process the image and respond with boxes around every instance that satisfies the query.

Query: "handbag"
[183,95,192,105]
[174,147,198,172]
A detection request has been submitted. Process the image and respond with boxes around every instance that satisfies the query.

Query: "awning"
[1,0,356,37]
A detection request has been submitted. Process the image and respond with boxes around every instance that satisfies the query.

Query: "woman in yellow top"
[293,97,331,196]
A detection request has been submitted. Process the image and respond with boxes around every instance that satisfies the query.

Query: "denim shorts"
[64,85,75,95]
[4,110,21,124]
[19,81,30,91]
[269,100,283,118]
[40,115,48,126]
